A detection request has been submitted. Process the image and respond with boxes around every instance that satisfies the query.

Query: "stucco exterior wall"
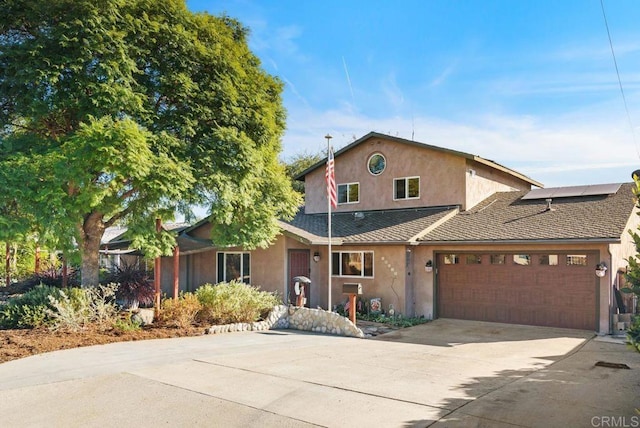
[465,160,533,210]
[303,137,467,214]
[304,243,408,314]
[159,234,288,298]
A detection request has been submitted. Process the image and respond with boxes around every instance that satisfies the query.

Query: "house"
[104,132,639,334]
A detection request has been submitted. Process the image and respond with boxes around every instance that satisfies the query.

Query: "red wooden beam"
[154,219,162,315]
[173,245,179,300]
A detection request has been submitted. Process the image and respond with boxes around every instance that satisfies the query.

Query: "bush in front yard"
[46,284,119,332]
[158,292,202,328]
[195,281,281,325]
[0,285,62,328]
[104,262,155,309]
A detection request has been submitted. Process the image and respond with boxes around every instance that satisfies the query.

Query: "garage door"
[436,252,597,330]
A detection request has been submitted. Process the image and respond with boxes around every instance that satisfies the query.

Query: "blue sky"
[187,0,640,187]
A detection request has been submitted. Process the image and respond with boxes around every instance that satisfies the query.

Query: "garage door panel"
[437,253,596,330]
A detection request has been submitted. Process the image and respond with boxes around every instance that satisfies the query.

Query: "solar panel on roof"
[521,183,622,200]
[521,188,554,200]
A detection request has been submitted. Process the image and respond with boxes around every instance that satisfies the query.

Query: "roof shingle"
[419,182,636,243]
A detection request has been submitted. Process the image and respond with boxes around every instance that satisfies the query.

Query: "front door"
[288,249,310,307]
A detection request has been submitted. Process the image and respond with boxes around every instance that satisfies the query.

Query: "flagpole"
[325,133,333,311]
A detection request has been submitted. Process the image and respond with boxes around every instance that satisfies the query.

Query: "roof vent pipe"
[545,198,555,211]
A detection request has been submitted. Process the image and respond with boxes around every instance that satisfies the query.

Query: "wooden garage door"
[437,253,597,330]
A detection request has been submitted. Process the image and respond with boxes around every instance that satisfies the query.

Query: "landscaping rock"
[205,305,364,338]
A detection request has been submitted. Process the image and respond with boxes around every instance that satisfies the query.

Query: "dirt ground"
[0,324,206,364]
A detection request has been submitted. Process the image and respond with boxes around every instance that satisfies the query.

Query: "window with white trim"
[332,251,373,277]
[217,252,250,284]
[394,177,420,200]
[338,182,359,204]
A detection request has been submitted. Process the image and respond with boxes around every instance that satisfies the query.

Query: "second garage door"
[436,252,597,330]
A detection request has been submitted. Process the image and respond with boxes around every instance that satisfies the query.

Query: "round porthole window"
[368,153,386,175]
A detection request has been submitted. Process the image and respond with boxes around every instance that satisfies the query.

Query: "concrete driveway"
[0,319,637,427]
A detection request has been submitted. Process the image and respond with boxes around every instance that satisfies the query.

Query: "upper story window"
[338,182,359,204]
[394,177,420,200]
[368,153,386,175]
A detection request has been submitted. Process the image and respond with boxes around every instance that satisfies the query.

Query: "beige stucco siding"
[304,137,467,214]
[465,159,532,210]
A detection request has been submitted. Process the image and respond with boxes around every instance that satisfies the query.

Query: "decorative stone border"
[207,305,364,338]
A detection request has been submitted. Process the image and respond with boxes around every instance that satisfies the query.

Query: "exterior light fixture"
[425,260,433,272]
[313,252,321,263]
[595,262,607,278]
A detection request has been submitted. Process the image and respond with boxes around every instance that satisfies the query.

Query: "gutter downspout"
[608,246,614,335]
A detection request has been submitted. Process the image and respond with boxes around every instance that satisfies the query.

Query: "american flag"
[326,147,337,209]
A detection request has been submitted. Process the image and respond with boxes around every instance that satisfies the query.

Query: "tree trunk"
[35,245,41,273]
[4,242,10,286]
[80,212,105,287]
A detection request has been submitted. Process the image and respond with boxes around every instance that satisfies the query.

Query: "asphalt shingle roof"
[419,182,636,243]
[280,206,458,244]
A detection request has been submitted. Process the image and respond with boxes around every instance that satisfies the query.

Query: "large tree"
[0,0,300,286]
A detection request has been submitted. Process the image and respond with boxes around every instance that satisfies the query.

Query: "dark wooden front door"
[288,249,310,307]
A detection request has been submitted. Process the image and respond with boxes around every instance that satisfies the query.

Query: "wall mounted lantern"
[425,260,433,272]
[313,252,321,263]
[595,262,608,278]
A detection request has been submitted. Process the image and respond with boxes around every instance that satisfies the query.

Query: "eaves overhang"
[418,238,621,246]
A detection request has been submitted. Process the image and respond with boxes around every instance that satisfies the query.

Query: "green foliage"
[627,316,640,353]
[195,281,281,324]
[356,312,430,328]
[46,284,119,331]
[0,285,62,328]
[624,178,640,354]
[0,0,300,284]
[113,312,143,332]
[158,293,202,329]
[285,151,323,194]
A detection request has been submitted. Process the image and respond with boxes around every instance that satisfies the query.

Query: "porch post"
[154,219,162,315]
[173,245,179,300]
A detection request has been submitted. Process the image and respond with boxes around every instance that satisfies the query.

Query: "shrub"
[628,316,640,353]
[34,266,80,288]
[113,312,143,332]
[105,262,155,309]
[195,281,281,325]
[46,283,119,331]
[0,285,62,329]
[158,293,202,328]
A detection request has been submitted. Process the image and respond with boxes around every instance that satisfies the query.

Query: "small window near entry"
[338,182,359,204]
[394,177,420,200]
[331,251,374,277]
[513,254,530,266]
[466,254,482,264]
[443,254,459,264]
[490,254,506,265]
[217,252,251,284]
[540,255,559,266]
[566,254,587,266]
